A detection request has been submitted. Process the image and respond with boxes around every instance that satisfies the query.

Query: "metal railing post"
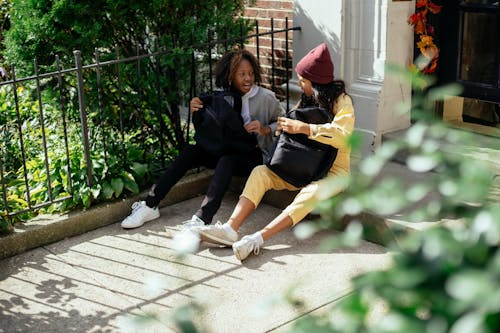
[255,20,260,62]
[0,148,8,219]
[73,50,94,187]
[115,46,126,169]
[271,18,276,91]
[285,17,290,112]
[34,58,53,202]
[239,20,244,48]
[187,33,196,143]
[11,65,31,208]
[208,29,213,92]
[94,49,108,168]
[56,55,73,193]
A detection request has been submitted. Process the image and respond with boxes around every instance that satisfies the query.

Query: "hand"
[190,97,203,113]
[277,117,310,135]
[244,120,269,135]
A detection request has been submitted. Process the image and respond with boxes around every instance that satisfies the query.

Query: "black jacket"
[193,91,257,156]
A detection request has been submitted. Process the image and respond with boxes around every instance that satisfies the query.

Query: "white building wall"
[293,0,414,154]
[292,0,344,79]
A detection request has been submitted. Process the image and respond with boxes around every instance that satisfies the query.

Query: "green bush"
[0,0,254,234]
[3,0,252,74]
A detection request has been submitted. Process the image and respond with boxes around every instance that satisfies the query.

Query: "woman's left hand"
[277,117,310,135]
[244,120,270,136]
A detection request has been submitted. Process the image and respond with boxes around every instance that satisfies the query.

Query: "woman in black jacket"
[121,49,284,229]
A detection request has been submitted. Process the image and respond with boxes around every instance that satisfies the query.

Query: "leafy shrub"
[0,80,158,212]
[0,1,254,234]
[3,0,252,75]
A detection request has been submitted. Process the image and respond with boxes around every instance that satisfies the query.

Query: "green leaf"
[102,182,114,200]
[450,311,486,333]
[375,312,425,333]
[131,162,148,179]
[406,154,439,173]
[122,174,140,194]
[111,178,124,198]
[80,187,92,208]
[445,270,493,303]
[91,184,101,199]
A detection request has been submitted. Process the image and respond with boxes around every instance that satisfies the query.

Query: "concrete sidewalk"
[0,193,392,333]
[1,144,497,332]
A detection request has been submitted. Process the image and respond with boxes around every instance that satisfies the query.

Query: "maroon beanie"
[295,43,334,84]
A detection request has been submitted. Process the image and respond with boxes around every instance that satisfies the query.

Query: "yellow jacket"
[308,93,355,177]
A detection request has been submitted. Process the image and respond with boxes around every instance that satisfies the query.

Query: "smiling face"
[231,59,255,95]
[298,74,313,96]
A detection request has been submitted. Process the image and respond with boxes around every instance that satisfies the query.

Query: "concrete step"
[0,169,214,260]
[0,158,451,261]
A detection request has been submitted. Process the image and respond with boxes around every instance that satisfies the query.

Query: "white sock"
[250,231,264,245]
[222,223,238,237]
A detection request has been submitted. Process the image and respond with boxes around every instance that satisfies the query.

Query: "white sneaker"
[121,201,160,229]
[232,235,263,261]
[180,215,205,230]
[196,222,238,246]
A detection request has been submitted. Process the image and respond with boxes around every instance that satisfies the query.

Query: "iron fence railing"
[0,18,300,221]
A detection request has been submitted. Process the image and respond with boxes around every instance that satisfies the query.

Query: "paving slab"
[0,194,392,333]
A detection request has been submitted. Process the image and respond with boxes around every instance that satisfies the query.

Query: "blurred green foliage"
[287,66,500,332]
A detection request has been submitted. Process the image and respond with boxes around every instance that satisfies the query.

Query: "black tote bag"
[266,106,338,187]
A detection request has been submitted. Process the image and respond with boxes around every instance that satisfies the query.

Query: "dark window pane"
[460,12,497,84]
[461,0,499,5]
[462,97,500,127]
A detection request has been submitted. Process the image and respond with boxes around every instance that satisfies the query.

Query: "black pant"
[145,144,262,224]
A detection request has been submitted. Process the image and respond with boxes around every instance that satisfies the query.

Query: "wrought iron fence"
[0,18,300,222]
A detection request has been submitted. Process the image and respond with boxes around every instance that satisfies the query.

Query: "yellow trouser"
[241,165,345,225]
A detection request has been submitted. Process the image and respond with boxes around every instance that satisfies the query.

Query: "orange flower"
[408,12,427,35]
[409,1,442,74]
[417,35,439,60]
[423,58,438,74]
[408,12,421,25]
[415,19,426,35]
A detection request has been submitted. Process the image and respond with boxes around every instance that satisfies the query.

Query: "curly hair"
[214,49,262,89]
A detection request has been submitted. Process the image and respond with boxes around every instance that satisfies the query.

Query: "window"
[438,1,500,103]
[436,1,500,128]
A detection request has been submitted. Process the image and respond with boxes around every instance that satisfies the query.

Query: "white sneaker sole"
[198,230,235,246]
[121,222,145,229]
[121,213,160,229]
